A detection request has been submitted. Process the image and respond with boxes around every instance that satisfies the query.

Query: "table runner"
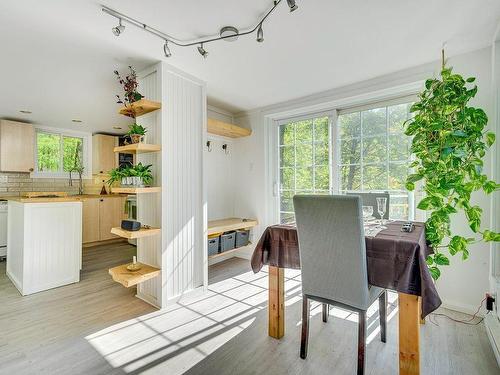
[251,221,441,318]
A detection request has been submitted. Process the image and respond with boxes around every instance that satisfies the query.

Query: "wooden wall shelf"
[111,226,161,239]
[208,242,252,260]
[207,118,252,138]
[111,187,161,194]
[119,99,161,118]
[114,143,161,154]
[109,263,161,287]
[208,218,258,235]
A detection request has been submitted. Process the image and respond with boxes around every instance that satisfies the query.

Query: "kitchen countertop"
[6,194,126,203]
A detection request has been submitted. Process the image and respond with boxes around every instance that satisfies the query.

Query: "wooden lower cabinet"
[82,196,126,243]
[82,198,100,243]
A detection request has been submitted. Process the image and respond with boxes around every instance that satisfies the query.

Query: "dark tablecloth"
[251,221,441,318]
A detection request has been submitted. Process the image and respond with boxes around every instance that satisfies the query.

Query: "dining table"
[251,220,441,375]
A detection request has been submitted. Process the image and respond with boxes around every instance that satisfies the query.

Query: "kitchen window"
[276,98,415,224]
[34,128,90,178]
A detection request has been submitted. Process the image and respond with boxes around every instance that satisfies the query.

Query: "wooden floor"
[0,244,498,375]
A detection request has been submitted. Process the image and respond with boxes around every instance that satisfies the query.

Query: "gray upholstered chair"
[346,191,390,220]
[293,195,387,375]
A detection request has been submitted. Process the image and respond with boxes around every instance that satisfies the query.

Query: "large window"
[278,115,331,223]
[35,130,86,177]
[277,100,414,224]
[337,102,413,219]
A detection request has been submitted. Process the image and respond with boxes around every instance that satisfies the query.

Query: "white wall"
[232,47,496,313]
[206,106,235,221]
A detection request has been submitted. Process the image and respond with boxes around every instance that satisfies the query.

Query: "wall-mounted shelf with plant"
[405,61,499,280]
[107,162,154,189]
[115,66,161,118]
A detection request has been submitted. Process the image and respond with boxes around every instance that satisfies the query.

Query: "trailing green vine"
[404,66,500,280]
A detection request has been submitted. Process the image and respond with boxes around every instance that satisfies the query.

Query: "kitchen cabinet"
[0,120,35,172]
[92,134,117,175]
[81,196,126,243]
[99,196,126,241]
[82,198,100,243]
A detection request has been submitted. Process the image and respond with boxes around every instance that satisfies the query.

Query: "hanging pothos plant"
[404,65,500,280]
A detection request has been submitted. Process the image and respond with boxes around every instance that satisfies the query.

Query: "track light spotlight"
[286,0,298,12]
[163,40,172,57]
[112,19,125,36]
[256,24,264,43]
[197,43,208,58]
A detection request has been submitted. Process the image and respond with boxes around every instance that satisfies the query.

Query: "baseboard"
[135,291,160,309]
[83,238,128,248]
[485,313,500,367]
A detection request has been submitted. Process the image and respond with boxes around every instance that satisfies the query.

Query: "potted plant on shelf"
[114,66,144,111]
[133,163,153,187]
[404,62,499,280]
[107,167,124,187]
[126,123,147,144]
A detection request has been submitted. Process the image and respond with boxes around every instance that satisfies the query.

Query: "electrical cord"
[429,297,489,326]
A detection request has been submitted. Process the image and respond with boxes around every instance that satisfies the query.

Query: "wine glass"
[362,206,373,221]
[376,197,387,229]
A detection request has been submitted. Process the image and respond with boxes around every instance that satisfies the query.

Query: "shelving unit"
[113,143,161,154]
[208,217,258,235]
[119,99,162,118]
[207,118,252,138]
[208,242,252,260]
[111,187,161,194]
[110,95,163,300]
[109,263,161,287]
[111,226,161,239]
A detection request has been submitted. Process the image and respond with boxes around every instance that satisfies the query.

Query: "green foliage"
[404,66,499,280]
[37,133,83,173]
[126,123,147,136]
[106,163,153,186]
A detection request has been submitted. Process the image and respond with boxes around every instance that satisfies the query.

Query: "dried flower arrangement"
[114,66,144,111]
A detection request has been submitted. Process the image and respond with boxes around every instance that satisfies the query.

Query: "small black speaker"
[121,220,141,231]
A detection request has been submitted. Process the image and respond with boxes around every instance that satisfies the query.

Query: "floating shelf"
[119,99,161,118]
[111,226,161,239]
[208,242,252,260]
[109,263,161,287]
[113,143,161,154]
[207,118,252,138]
[208,218,258,235]
[111,187,161,194]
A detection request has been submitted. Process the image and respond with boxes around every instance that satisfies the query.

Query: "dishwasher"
[0,200,7,260]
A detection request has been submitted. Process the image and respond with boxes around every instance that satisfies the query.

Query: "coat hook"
[222,143,229,154]
[206,140,212,152]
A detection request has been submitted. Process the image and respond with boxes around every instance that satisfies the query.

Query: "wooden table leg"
[268,266,285,339]
[419,297,425,325]
[399,293,420,375]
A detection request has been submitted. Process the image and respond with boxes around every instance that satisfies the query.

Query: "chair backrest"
[293,195,370,310]
[346,191,390,219]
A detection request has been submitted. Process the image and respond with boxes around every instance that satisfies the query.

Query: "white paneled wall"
[161,64,206,304]
[206,107,235,221]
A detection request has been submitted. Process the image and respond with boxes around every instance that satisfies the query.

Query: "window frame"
[276,110,335,223]
[32,126,92,179]
[273,95,418,224]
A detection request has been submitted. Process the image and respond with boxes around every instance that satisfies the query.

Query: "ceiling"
[0,0,499,133]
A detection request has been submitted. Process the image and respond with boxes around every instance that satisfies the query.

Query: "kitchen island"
[7,197,82,295]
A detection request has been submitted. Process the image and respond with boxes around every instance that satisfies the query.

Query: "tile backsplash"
[0,172,109,196]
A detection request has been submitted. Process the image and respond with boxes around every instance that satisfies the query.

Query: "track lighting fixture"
[103,0,299,56]
[163,40,172,57]
[112,19,125,36]
[286,0,298,12]
[197,43,208,58]
[256,24,264,43]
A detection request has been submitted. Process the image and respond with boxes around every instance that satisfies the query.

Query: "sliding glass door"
[276,99,414,224]
[278,114,332,224]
